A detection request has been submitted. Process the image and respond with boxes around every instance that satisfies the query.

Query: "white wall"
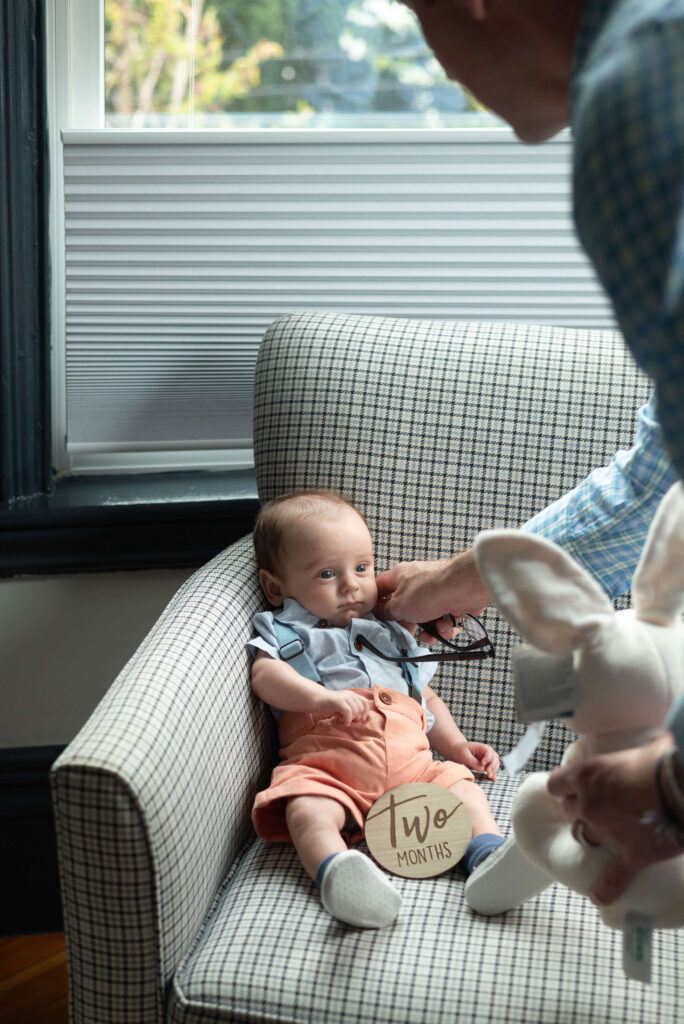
[0,568,196,748]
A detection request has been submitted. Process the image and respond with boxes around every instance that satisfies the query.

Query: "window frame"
[0,0,258,577]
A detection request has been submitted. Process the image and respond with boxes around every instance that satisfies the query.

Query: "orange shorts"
[252,686,473,843]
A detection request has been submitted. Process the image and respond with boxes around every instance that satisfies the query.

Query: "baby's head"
[254,489,378,626]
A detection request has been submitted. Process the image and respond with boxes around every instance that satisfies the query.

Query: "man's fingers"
[374,568,398,600]
[374,593,397,621]
[590,857,641,907]
[547,764,577,798]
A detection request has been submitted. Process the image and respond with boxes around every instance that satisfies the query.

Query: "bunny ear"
[632,482,684,626]
[474,530,615,654]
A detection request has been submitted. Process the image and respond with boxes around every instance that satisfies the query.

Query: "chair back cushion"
[254,313,649,766]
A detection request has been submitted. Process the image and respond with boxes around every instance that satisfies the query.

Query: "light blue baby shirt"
[248,598,438,729]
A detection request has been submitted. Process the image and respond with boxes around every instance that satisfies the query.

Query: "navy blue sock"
[460,833,505,875]
[315,853,341,889]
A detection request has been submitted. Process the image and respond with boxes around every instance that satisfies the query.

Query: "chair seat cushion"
[169,774,682,1024]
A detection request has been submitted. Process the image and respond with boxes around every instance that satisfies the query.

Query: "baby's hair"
[254,488,367,574]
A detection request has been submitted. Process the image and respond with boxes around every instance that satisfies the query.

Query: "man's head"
[401,0,587,144]
[254,489,378,626]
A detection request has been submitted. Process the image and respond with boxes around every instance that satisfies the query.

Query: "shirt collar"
[277,597,321,625]
[275,597,376,629]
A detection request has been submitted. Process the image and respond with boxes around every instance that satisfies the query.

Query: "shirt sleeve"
[571,13,684,481]
[668,696,684,756]
[522,394,678,599]
[246,610,279,659]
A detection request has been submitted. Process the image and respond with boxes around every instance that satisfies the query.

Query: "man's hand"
[375,549,489,643]
[547,732,682,905]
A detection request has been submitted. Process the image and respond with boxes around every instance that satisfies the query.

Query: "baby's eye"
[319,569,335,580]
[356,563,368,573]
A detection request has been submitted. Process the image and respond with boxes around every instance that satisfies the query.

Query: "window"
[47,0,614,479]
[103,0,485,130]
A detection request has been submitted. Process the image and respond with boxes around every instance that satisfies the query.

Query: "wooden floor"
[0,934,68,1024]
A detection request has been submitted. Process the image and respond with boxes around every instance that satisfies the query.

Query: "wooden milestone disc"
[365,782,472,879]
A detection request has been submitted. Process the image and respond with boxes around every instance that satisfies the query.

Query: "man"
[377,0,684,906]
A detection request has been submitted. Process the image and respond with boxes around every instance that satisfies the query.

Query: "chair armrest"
[51,534,273,1024]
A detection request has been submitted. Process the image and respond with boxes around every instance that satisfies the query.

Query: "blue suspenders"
[272,618,321,682]
[271,618,424,698]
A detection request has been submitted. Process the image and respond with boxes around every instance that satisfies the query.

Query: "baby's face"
[277,506,378,627]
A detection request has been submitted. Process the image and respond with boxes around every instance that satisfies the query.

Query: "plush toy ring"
[572,819,601,849]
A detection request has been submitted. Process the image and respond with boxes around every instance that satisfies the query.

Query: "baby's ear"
[632,482,684,626]
[259,569,284,607]
[474,530,614,654]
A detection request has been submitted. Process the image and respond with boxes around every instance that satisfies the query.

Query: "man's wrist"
[653,747,684,840]
[667,696,684,756]
[445,548,491,610]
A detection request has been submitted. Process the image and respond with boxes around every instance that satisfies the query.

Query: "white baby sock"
[318,850,403,928]
[464,836,553,915]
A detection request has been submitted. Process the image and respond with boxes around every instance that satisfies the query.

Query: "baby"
[248,488,504,928]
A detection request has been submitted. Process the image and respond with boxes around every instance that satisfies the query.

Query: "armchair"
[52,312,682,1023]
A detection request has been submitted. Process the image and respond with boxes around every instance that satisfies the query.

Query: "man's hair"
[253,488,366,574]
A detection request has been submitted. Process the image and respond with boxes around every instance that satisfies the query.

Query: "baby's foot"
[460,832,505,875]
[319,850,403,928]
[464,836,552,915]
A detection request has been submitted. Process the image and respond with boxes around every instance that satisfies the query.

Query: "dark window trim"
[0,470,259,576]
[0,2,259,578]
[1,0,52,508]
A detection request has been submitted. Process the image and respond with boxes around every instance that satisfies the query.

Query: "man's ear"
[259,568,285,606]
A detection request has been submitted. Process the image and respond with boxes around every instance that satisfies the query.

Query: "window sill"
[0,470,259,577]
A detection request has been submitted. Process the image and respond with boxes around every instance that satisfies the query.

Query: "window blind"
[61,129,614,471]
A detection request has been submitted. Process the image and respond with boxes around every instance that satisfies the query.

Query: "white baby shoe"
[319,850,403,928]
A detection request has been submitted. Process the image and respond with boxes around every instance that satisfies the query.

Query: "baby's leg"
[448,778,506,876]
[286,795,402,929]
[285,795,348,880]
[449,779,502,838]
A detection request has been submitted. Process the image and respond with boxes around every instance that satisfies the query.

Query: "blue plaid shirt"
[523,393,677,597]
[524,0,683,599]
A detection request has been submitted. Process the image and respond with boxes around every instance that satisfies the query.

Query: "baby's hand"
[318,690,370,727]
[453,741,500,780]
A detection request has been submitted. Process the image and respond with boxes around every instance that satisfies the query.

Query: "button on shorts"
[252,686,473,843]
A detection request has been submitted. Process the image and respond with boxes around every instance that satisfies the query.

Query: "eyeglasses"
[417,614,495,661]
[355,613,494,666]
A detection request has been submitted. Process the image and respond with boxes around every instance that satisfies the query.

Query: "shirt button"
[354,640,363,651]
[379,692,393,705]
[317,619,329,629]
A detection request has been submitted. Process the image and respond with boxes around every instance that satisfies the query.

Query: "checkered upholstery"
[52,313,683,1023]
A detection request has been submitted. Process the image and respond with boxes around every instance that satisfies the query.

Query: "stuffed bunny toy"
[463,481,684,935]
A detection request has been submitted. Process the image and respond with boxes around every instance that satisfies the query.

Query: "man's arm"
[522,394,677,599]
[376,396,677,630]
[375,549,489,640]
